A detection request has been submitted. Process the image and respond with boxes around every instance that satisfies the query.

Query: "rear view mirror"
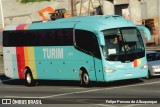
[137,25,151,41]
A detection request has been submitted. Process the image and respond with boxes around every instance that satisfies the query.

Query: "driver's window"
[156,54,160,60]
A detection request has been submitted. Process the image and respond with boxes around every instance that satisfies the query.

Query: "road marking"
[94,104,117,107]
[154,91,160,93]
[5,96,41,98]
[41,80,160,98]
[4,80,160,99]
[62,87,85,90]
[123,104,146,107]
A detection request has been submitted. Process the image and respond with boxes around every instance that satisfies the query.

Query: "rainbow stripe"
[14,24,37,79]
[16,47,25,79]
[133,59,141,68]
[25,47,37,79]
[15,47,37,79]
[16,24,29,30]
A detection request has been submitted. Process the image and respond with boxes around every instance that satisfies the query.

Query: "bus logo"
[43,48,64,59]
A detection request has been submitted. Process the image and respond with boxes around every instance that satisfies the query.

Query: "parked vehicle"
[146,51,160,78]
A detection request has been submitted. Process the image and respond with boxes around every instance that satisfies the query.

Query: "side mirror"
[98,32,105,46]
[137,25,151,41]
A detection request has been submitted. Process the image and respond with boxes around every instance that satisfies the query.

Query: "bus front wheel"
[25,70,35,86]
[81,71,90,87]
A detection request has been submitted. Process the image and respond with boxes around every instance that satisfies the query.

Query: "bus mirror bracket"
[137,25,151,41]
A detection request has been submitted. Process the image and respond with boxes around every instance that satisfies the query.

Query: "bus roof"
[4,15,136,33]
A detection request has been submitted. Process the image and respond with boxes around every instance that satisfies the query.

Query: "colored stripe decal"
[134,60,137,67]
[16,47,25,79]
[134,59,141,68]
[24,47,29,66]
[16,24,28,30]
[27,47,37,79]
[24,25,30,30]
[16,47,37,79]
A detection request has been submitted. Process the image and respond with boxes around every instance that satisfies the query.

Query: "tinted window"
[147,53,160,61]
[103,27,145,62]
[3,29,73,46]
[75,30,101,59]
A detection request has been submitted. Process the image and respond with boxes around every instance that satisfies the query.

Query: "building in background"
[0,29,2,53]
[103,0,160,45]
[0,0,159,27]
[0,0,160,47]
[140,0,160,45]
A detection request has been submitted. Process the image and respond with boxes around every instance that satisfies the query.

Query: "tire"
[25,71,35,86]
[81,71,90,87]
[147,70,152,79]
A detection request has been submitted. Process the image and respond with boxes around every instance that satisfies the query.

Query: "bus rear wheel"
[81,71,90,87]
[25,71,35,86]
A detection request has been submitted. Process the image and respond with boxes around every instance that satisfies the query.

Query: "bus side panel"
[3,47,19,79]
[34,46,97,81]
[3,46,98,81]
[12,54,19,79]
[4,47,38,80]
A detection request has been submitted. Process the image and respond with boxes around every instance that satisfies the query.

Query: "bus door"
[93,57,104,82]
[91,35,104,82]
[74,29,104,82]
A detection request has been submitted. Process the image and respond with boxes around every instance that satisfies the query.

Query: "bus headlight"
[104,67,116,73]
[141,64,148,69]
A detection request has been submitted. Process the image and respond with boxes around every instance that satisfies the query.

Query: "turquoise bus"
[3,15,151,86]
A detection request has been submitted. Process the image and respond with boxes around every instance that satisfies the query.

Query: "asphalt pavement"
[1,55,160,107]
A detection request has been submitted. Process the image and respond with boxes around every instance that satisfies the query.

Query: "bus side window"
[75,30,101,59]
[3,28,73,47]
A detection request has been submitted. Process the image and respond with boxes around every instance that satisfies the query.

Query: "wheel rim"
[83,73,89,84]
[26,73,32,84]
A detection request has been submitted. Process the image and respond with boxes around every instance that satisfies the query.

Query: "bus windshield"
[102,27,145,62]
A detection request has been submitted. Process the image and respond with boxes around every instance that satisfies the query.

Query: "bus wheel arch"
[79,67,90,87]
[24,67,36,86]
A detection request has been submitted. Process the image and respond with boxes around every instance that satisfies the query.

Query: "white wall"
[141,0,158,18]
[129,0,142,25]
[103,0,114,15]
[0,32,2,53]
[1,0,71,26]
